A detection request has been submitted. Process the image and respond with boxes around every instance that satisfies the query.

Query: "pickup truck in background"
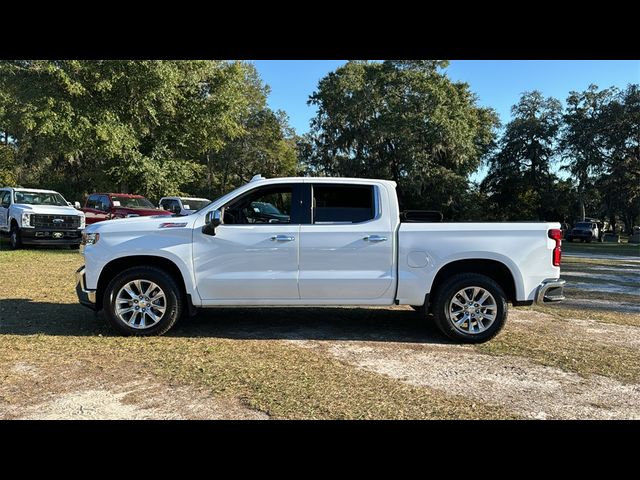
[76,176,565,343]
[81,193,171,225]
[565,221,601,243]
[0,187,85,249]
[158,196,211,216]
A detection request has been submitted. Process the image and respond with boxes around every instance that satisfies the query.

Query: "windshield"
[252,201,283,216]
[111,196,155,208]
[181,199,211,211]
[14,190,68,206]
[576,222,592,228]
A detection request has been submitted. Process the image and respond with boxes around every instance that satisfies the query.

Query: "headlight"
[81,232,100,245]
[21,212,33,228]
[79,214,86,229]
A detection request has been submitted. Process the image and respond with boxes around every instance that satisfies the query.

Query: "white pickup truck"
[76,176,565,342]
[1,187,86,249]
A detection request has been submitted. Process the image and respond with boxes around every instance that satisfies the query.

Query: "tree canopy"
[0,60,296,201]
[299,60,499,216]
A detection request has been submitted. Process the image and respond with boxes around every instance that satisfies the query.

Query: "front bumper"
[76,266,97,310]
[535,278,566,304]
[22,228,82,245]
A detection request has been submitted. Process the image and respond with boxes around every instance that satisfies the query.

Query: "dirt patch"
[324,342,640,420]
[510,309,640,350]
[559,298,640,314]
[0,358,267,420]
[17,384,268,420]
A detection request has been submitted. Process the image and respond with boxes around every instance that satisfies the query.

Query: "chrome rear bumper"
[535,278,566,304]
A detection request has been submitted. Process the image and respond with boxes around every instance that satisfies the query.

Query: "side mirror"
[203,209,222,236]
[74,201,81,209]
[67,201,73,207]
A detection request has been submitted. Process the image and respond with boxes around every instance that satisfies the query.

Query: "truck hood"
[13,204,83,216]
[85,213,196,234]
[113,207,172,216]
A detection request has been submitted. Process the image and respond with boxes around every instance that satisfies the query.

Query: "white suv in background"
[158,196,211,216]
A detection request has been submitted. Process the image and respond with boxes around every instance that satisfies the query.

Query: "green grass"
[563,240,640,257]
[476,325,640,384]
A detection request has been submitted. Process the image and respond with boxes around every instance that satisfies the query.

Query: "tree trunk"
[206,153,212,199]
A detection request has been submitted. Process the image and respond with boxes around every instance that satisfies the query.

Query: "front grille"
[32,214,81,229]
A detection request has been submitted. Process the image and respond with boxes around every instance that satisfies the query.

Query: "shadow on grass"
[0,299,450,344]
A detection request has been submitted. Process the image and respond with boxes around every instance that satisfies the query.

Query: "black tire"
[103,266,183,336]
[9,223,22,250]
[69,244,80,250]
[431,273,508,343]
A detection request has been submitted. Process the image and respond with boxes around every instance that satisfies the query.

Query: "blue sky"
[253,60,640,134]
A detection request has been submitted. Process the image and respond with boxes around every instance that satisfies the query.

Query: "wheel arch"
[96,255,188,311]
[429,258,518,309]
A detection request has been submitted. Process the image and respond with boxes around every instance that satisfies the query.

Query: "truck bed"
[396,222,560,305]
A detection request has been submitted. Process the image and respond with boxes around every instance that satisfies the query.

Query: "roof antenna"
[250,174,265,182]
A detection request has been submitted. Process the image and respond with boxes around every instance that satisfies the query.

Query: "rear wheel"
[431,273,508,343]
[9,224,22,250]
[103,266,183,336]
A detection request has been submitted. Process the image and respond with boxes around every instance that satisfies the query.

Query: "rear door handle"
[363,235,388,242]
[270,235,296,242]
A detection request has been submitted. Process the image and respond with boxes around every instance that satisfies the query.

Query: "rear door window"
[312,184,375,224]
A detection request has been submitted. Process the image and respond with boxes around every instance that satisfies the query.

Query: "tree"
[561,84,617,221]
[483,91,563,220]
[300,60,498,217]
[205,109,298,197]
[0,60,269,200]
[598,84,640,231]
[0,144,16,185]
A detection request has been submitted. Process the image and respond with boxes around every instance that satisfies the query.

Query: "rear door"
[298,183,395,300]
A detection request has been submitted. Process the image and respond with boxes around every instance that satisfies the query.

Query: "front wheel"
[431,273,508,343]
[9,224,22,250]
[103,266,183,336]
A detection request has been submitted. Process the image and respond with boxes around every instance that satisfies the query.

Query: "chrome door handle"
[363,235,387,242]
[270,235,295,242]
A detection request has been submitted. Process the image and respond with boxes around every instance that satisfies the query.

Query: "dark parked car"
[565,221,600,243]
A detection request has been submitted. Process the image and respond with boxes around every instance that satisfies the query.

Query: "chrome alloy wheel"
[448,286,497,335]
[115,280,167,329]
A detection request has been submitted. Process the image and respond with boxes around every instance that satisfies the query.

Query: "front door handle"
[270,235,296,242]
[363,235,388,242]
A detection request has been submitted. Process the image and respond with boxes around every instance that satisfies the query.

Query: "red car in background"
[81,193,171,225]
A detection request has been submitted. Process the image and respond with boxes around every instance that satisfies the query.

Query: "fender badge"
[159,222,187,228]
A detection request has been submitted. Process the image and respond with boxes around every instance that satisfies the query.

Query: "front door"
[193,184,303,301]
[298,183,395,300]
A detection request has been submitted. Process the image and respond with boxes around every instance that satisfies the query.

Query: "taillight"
[548,229,562,266]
